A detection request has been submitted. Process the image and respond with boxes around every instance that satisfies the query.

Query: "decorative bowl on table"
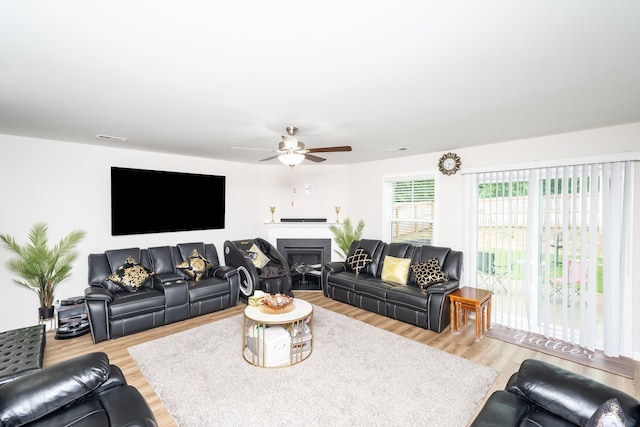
[261,293,294,310]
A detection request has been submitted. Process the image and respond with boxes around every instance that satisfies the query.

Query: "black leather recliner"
[86,247,166,343]
[471,359,640,426]
[386,243,462,332]
[0,352,157,426]
[85,242,239,343]
[322,239,463,332]
[148,242,239,318]
[223,238,293,299]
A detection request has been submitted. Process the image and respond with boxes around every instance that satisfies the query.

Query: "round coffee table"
[242,298,313,368]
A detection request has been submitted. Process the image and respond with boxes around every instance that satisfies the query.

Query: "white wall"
[1,123,638,358]
[0,134,348,330]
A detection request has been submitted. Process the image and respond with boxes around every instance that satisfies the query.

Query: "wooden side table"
[449,287,493,340]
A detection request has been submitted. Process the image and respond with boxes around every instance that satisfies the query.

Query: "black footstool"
[0,324,46,386]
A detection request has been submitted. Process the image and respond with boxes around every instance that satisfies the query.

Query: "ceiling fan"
[231,126,352,167]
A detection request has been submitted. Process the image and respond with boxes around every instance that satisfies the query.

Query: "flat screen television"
[111,167,225,235]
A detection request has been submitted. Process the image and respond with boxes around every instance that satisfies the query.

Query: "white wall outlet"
[305,184,313,194]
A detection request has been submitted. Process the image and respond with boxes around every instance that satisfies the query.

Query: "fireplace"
[277,238,331,290]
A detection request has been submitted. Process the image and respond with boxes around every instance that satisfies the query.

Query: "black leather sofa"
[471,359,640,426]
[223,238,293,299]
[85,242,239,343]
[322,239,463,332]
[0,352,157,426]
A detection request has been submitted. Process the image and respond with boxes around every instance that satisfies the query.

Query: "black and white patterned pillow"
[347,248,373,276]
[411,257,449,289]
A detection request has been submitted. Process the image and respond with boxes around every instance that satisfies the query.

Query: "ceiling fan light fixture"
[278,152,305,167]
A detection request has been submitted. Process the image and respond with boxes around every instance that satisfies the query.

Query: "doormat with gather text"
[486,325,634,378]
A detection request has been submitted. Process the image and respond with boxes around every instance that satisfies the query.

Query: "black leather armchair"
[0,352,157,426]
[471,359,640,426]
[223,238,293,299]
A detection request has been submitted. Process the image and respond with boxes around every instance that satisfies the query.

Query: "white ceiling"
[1,1,639,165]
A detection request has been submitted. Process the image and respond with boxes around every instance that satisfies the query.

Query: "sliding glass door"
[468,161,632,357]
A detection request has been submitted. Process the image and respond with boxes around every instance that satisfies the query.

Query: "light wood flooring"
[44,290,639,427]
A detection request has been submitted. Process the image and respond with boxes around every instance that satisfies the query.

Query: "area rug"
[128,306,498,426]
[486,325,634,379]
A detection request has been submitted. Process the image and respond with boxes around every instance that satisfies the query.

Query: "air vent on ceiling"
[95,134,127,143]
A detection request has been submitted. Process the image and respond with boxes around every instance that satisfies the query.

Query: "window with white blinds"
[383,175,435,245]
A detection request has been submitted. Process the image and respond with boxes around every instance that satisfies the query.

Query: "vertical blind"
[475,169,530,331]
[468,161,633,357]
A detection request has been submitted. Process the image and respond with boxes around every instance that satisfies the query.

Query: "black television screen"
[111,167,225,235]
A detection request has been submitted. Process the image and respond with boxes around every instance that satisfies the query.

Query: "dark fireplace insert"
[277,238,331,290]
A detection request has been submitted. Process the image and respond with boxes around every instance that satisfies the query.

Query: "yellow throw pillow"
[381,256,411,285]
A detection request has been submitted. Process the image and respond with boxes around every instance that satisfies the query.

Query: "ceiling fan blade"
[307,145,352,153]
[259,155,279,162]
[304,154,326,163]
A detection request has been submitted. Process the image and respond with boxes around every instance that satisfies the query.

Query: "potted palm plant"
[329,217,365,260]
[0,222,86,319]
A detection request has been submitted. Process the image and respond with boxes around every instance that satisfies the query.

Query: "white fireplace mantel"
[264,222,342,261]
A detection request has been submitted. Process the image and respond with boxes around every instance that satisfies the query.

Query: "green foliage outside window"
[393,179,434,202]
[478,176,596,198]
